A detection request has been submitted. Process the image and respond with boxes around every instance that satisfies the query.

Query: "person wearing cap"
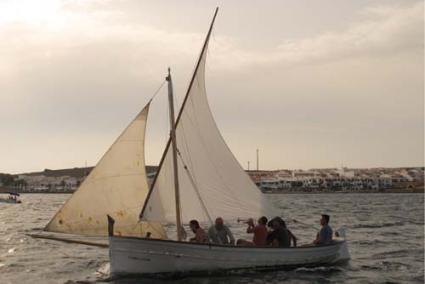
[313,214,333,245]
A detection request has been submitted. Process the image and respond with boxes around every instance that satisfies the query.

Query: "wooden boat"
[108,8,350,277]
[109,233,349,276]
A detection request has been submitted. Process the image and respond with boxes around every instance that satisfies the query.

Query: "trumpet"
[237,218,253,224]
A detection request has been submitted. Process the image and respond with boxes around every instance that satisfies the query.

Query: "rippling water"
[0,193,423,283]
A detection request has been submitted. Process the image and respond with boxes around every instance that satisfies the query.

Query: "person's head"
[268,217,280,229]
[273,217,286,228]
[267,219,274,229]
[258,216,268,225]
[320,214,330,226]
[272,219,281,229]
[215,217,224,229]
[189,219,200,232]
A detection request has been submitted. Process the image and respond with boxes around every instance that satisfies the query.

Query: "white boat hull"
[109,236,350,277]
[0,198,21,204]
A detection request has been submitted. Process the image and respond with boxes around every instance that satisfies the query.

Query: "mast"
[166,68,183,241]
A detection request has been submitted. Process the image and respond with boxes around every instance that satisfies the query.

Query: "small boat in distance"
[0,192,22,204]
[108,7,350,277]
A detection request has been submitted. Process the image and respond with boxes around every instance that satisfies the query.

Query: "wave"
[352,239,388,246]
[372,249,418,259]
[295,266,345,273]
[352,221,405,229]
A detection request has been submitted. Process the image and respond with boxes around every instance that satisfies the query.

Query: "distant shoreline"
[263,187,424,194]
[265,190,424,194]
[0,188,425,195]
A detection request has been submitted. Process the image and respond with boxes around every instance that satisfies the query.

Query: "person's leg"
[236,239,254,246]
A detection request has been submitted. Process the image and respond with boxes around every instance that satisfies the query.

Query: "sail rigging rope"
[148,80,166,103]
[175,148,213,225]
[174,91,213,225]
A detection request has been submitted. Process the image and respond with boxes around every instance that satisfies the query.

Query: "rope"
[177,103,213,226]
[176,148,213,225]
[148,80,166,103]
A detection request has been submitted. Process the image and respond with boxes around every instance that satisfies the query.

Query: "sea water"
[0,193,423,283]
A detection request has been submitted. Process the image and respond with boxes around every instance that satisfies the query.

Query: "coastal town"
[0,166,423,194]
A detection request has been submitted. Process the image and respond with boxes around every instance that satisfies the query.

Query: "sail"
[141,10,278,224]
[45,103,166,238]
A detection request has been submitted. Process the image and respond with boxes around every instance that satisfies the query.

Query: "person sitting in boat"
[236,216,268,246]
[313,214,333,245]
[208,217,235,245]
[189,219,208,243]
[266,217,290,247]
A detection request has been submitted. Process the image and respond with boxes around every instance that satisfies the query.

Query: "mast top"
[166,67,171,81]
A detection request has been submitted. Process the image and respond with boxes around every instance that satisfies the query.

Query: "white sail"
[45,103,166,238]
[141,25,278,224]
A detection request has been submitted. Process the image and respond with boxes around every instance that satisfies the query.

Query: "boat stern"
[334,240,350,264]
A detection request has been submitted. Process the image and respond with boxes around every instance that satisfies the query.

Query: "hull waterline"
[0,198,21,204]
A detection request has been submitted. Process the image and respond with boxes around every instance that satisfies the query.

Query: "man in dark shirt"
[267,217,290,247]
[313,214,333,245]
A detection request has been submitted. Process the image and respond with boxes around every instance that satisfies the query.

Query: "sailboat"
[0,192,21,204]
[108,8,350,276]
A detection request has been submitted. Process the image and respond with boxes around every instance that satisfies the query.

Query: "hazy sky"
[0,0,423,174]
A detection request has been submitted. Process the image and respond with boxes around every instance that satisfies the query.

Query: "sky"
[0,0,423,174]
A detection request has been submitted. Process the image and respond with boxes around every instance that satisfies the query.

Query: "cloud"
[209,1,423,69]
[0,0,422,172]
[0,1,422,76]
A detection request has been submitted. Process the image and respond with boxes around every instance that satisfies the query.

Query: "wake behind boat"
[108,7,350,277]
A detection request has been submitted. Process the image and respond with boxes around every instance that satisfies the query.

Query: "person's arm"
[226,226,235,245]
[246,219,255,233]
[266,231,273,246]
[201,230,209,243]
[314,228,326,244]
[288,230,297,247]
[313,231,320,244]
[195,228,208,243]
[207,227,216,243]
